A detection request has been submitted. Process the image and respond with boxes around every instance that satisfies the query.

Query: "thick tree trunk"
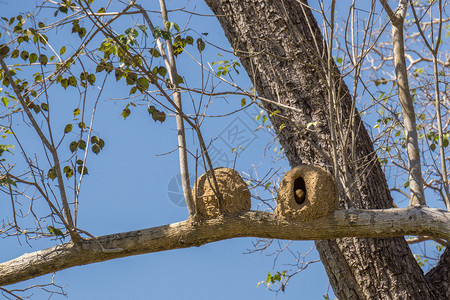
[203,0,445,298]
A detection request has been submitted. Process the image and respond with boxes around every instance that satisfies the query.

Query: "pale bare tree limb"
[379,0,426,206]
[1,207,449,287]
[409,0,450,210]
[406,235,447,246]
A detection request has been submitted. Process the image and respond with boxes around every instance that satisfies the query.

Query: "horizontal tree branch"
[1,207,449,286]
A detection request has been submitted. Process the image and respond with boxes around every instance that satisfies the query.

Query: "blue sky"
[0,1,334,299]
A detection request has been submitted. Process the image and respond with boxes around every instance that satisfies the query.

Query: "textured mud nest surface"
[192,167,251,219]
[275,165,336,221]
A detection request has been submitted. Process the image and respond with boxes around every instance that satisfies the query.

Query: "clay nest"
[275,165,336,221]
[192,167,251,219]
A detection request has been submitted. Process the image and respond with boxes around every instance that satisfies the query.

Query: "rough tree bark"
[203,0,448,298]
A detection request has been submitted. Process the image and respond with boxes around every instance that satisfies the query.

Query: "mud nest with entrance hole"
[275,165,336,221]
[192,167,251,219]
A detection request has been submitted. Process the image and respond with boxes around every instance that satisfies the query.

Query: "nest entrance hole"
[293,176,306,205]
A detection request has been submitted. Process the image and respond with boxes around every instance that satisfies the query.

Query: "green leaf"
[64,124,73,133]
[266,272,273,283]
[38,22,45,28]
[24,28,34,36]
[115,69,123,81]
[60,46,66,55]
[1,96,8,107]
[0,176,16,187]
[443,134,449,148]
[157,66,167,77]
[91,136,98,144]
[152,27,171,40]
[68,76,77,86]
[87,74,96,85]
[59,4,68,14]
[78,121,86,129]
[0,44,10,57]
[96,64,104,73]
[197,38,205,52]
[97,7,106,13]
[129,86,138,95]
[47,167,57,180]
[41,103,49,111]
[38,54,48,65]
[73,108,81,116]
[185,36,194,45]
[80,72,88,81]
[77,165,88,175]
[151,110,166,123]
[76,159,84,165]
[158,111,167,123]
[0,144,14,156]
[138,25,147,35]
[270,110,280,116]
[374,78,388,86]
[20,50,29,61]
[172,22,180,32]
[69,141,78,153]
[29,53,38,63]
[149,48,161,58]
[430,143,436,151]
[125,27,138,38]
[97,138,105,149]
[78,27,87,39]
[241,98,246,106]
[121,107,131,119]
[63,165,73,178]
[136,77,149,91]
[11,49,19,58]
[78,140,86,150]
[92,144,101,154]
[148,106,156,114]
[126,73,137,85]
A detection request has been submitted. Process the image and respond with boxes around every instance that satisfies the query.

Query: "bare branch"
[133,1,195,216]
[1,207,449,286]
[406,235,447,246]
[379,0,426,206]
[0,57,80,242]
